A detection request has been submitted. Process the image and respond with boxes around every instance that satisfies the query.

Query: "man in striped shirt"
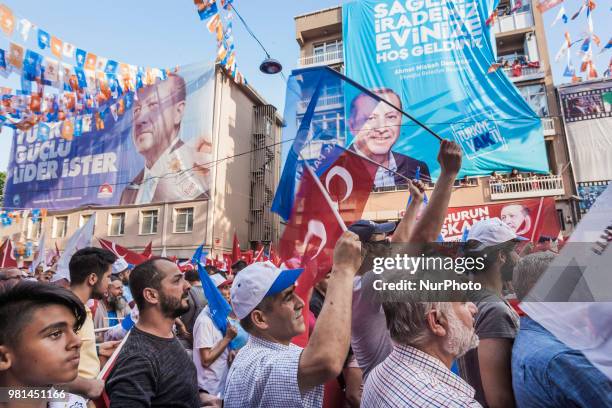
[362,296,481,407]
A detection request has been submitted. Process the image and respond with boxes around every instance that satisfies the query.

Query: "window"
[313,40,343,62]
[140,210,159,235]
[26,218,42,240]
[109,213,125,236]
[80,214,93,228]
[174,208,194,233]
[519,84,549,117]
[557,209,566,231]
[53,216,68,238]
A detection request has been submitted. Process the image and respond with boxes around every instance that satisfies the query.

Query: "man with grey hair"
[362,264,480,407]
[511,252,612,407]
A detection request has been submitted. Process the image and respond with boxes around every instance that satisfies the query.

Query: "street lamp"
[259,57,282,75]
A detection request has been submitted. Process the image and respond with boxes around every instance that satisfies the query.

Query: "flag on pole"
[551,6,567,26]
[52,214,96,282]
[192,245,232,335]
[232,232,241,263]
[141,242,152,258]
[31,232,46,271]
[99,238,147,265]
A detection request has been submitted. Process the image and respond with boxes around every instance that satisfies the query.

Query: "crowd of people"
[0,140,610,407]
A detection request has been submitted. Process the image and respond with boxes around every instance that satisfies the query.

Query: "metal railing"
[491,10,534,34]
[502,65,544,81]
[299,49,344,67]
[298,94,344,111]
[489,175,565,200]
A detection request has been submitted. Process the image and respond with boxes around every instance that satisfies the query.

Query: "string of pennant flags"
[486,0,612,81]
[0,207,47,227]
[0,3,181,137]
[192,0,246,86]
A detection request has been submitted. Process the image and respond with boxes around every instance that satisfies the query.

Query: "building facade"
[5,67,282,262]
[294,2,580,237]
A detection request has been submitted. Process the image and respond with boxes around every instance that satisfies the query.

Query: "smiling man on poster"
[120,74,212,205]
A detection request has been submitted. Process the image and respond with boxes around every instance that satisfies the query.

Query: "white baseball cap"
[209,273,233,288]
[230,261,303,320]
[467,217,527,252]
[112,257,129,275]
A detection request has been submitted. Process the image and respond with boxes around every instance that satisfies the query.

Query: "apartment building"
[294,2,580,237]
[7,67,282,261]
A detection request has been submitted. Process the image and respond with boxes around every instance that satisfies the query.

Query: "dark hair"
[231,260,247,273]
[465,240,516,272]
[184,269,200,283]
[69,247,116,285]
[110,275,122,283]
[129,257,173,310]
[239,295,275,334]
[349,88,403,120]
[0,281,86,347]
[167,73,187,104]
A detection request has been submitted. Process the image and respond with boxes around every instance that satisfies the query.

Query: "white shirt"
[353,146,397,188]
[224,336,324,408]
[135,139,180,204]
[192,307,229,397]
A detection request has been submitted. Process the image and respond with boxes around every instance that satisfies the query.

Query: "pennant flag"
[75,48,86,68]
[192,245,232,335]
[37,122,51,140]
[23,50,43,80]
[563,60,576,77]
[50,36,63,59]
[485,10,498,26]
[587,62,598,79]
[52,215,96,282]
[84,53,97,71]
[62,42,75,59]
[98,238,148,265]
[581,37,592,53]
[8,42,24,70]
[0,240,18,268]
[61,118,74,140]
[536,0,563,12]
[571,4,585,20]
[198,0,218,21]
[487,62,502,73]
[592,34,601,48]
[511,0,523,13]
[37,29,50,50]
[105,60,118,74]
[587,0,596,11]
[73,117,83,137]
[18,18,32,41]
[32,232,46,272]
[0,5,15,36]
[206,13,221,33]
[221,0,234,10]
[603,37,612,51]
[551,6,566,26]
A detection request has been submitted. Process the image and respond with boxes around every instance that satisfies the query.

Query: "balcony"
[489,175,565,200]
[298,94,344,112]
[491,10,534,34]
[541,117,555,136]
[299,49,343,67]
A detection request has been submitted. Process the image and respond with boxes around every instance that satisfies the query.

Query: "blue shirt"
[512,316,612,408]
[107,310,118,326]
[122,284,133,303]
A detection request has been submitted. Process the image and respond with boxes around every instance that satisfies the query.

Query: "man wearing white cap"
[224,231,362,408]
[458,217,527,408]
[112,257,133,305]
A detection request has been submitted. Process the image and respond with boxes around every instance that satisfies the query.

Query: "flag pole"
[326,66,444,142]
[299,153,348,232]
[530,197,545,243]
[337,144,417,184]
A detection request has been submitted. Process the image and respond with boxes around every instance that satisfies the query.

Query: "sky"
[0,0,609,172]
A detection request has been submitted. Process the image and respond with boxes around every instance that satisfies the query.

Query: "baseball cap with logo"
[348,219,396,242]
[111,257,129,275]
[230,261,303,320]
[467,217,528,252]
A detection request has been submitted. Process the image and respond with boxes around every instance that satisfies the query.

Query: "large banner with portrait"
[4,63,215,210]
[342,0,548,180]
[558,80,612,184]
[439,197,560,242]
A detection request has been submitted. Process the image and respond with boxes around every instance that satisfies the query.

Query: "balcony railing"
[541,117,555,136]
[491,10,534,34]
[502,65,544,82]
[299,49,343,67]
[489,175,565,200]
[298,94,344,111]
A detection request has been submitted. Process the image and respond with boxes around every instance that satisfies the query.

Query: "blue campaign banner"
[5,63,215,210]
[342,0,549,180]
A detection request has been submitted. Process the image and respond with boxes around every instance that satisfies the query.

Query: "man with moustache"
[105,257,200,408]
[93,276,130,341]
[348,88,431,188]
[362,298,480,407]
[120,74,212,205]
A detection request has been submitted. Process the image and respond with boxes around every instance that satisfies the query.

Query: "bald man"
[120,74,212,204]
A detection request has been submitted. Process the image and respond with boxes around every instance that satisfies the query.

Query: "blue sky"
[0,0,610,172]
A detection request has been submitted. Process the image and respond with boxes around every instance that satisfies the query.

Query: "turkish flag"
[0,239,18,268]
[98,238,147,265]
[232,232,241,263]
[141,242,153,258]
